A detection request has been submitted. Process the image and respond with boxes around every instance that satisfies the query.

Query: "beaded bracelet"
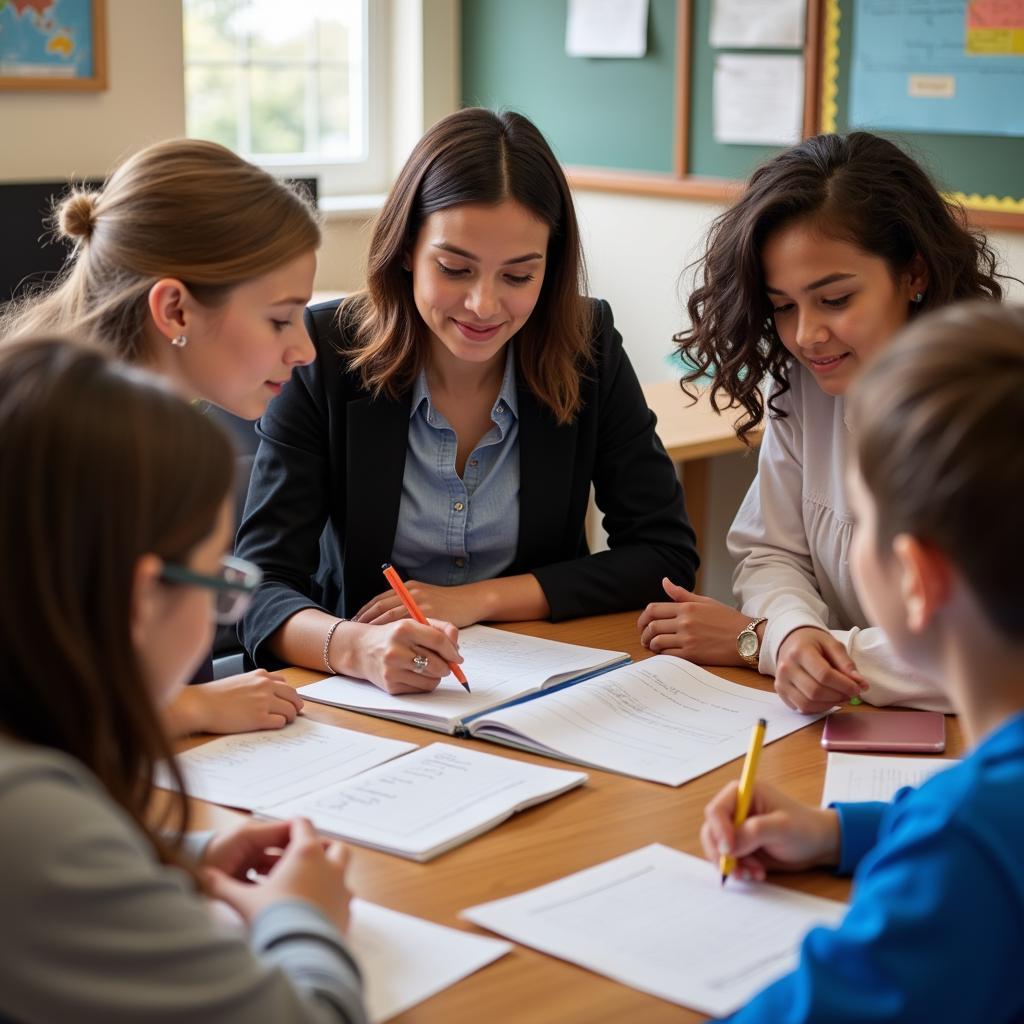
[322,618,346,674]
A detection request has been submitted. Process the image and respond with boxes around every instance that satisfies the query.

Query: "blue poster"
[849,0,1024,136]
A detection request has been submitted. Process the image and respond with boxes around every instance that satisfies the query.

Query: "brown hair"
[0,139,320,363]
[346,108,590,425]
[849,301,1024,641]
[677,132,1006,441]
[0,336,235,861]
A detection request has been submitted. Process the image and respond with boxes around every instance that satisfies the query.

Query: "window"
[183,0,387,196]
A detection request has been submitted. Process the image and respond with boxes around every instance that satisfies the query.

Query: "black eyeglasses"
[159,554,263,625]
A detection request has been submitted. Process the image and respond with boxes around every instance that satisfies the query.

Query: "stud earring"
[171,334,188,348]
[912,292,924,304]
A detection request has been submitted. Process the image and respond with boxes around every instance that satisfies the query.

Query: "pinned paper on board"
[566,0,649,58]
[709,0,805,48]
[713,53,804,146]
[966,0,1024,55]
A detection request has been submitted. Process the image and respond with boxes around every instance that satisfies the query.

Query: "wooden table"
[184,612,963,1023]
[641,381,763,588]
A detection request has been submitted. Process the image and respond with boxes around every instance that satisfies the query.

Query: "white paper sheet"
[350,900,511,1022]
[463,844,845,1018]
[566,0,648,57]
[470,655,825,786]
[713,53,803,145]
[710,0,805,48]
[263,742,587,861]
[157,717,417,809]
[820,752,958,808]
[299,624,627,733]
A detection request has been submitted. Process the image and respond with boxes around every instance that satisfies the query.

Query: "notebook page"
[820,752,958,807]
[470,655,824,785]
[462,843,845,1018]
[157,717,416,809]
[261,742,587,861]
[298,624,627,730]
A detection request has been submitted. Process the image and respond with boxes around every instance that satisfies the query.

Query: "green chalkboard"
[461,0,678,173]
[827,0,1024,207]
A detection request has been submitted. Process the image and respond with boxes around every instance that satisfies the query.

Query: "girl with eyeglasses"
[0,336,366,1023]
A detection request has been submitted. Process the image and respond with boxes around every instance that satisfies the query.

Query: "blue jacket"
[720,711,1024,1023]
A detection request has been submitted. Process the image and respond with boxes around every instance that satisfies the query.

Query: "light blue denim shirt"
[390,345,520,586]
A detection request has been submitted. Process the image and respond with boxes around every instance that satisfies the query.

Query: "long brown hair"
[0,337,234,861]
[677,132,1006,441]
[0,139,320,363]
[849,302,1024,641]
[347,108,591,425]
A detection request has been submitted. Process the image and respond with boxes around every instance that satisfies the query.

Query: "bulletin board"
[460,0,1024,228]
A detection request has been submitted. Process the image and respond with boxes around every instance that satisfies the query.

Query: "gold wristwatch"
[737,617,767,668]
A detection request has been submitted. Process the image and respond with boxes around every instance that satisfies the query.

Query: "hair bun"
[58,190,98,241]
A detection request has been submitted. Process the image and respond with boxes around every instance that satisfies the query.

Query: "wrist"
[816,809,842,867]
[327,619,370,679]
[164,687,205,736]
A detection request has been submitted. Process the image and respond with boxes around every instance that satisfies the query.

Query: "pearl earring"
[912,292,924,304]
[171,334,188,348]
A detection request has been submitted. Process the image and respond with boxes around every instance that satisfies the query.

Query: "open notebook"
[298,624,629,734]
[303,635,824,787]
[255,742,587,861]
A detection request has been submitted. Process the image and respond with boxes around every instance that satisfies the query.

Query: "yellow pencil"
[720,717,767,886]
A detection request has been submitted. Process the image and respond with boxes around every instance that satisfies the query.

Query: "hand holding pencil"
[699,720,843,883]
[382,564,471,692]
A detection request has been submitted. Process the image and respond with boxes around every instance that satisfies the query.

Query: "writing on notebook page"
[300,746,549,838]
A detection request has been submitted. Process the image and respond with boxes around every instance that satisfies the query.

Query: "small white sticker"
[907,74,956,99]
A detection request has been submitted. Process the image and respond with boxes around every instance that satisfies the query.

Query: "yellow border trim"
[821,0,840,134]
[820,0,1024,215]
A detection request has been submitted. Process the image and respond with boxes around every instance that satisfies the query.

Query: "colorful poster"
[966,0,1024,54]
[0,0,101,87]
[849,0,1024,136]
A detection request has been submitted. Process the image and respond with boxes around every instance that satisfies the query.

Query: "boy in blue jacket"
[702,301,1024,1023]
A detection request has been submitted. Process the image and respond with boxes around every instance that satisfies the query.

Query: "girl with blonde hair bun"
[2,138,322,738]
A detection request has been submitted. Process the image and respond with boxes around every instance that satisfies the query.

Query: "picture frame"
[0,0,107,92]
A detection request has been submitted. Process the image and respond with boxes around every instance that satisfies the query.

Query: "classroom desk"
[182,613,963,1023]
[641,381,763,587]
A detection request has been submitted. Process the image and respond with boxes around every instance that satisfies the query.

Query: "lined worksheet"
[820,752,958,807]
[462,844,846,1017]
[157,717,417,809]
[468,655,826,785]
[261,742,588,861]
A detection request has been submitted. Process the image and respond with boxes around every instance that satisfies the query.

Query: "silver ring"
[412,654,429,674]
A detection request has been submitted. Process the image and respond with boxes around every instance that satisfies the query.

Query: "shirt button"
[469,459,478,467]
[496,403,505,414]
[454,558,465,568]
[453,501,464,512]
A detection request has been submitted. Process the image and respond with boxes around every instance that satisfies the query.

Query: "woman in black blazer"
[237,109,697,695]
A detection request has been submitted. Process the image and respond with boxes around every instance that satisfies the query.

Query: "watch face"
[738,631,758,658]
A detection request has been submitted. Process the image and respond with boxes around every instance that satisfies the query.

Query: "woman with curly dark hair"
[638,131,1008,714]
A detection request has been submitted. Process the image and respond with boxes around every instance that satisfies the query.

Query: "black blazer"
[237,298,698,668]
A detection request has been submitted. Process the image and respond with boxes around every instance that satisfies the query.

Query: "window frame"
[182,0,390,199]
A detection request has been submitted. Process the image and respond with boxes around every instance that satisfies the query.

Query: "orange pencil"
[381,563,470,691]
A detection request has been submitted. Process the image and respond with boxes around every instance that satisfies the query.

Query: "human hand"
[200,820,297,881]
[202,818,353,934]
[354,580,488,629]
[775,627,868,713]
[700,780,841,882]
[344,618,463,695]
[636,578,750,666]
[168,671,303,737]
